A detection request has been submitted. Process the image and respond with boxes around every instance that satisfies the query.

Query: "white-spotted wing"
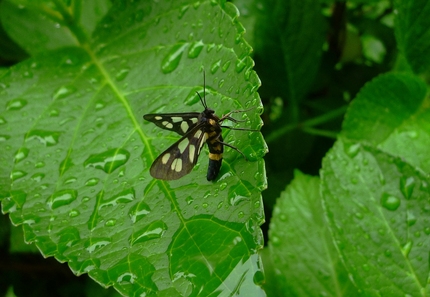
[143,113,200,136]
[149,124,208,180]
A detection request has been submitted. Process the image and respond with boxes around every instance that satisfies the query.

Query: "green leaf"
[0,1,267,295]
[267,171,359,297]
[394,0,430,74]
[342,73,430,172]
[254,0,326,105]
[321,139,430,296]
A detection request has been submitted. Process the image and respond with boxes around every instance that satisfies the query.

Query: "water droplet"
[235,58,246,73]
[35,161,45,168]
[407,211,417,226]
[105,219,117,227]
[84,237,111,253]
[187,40,204,58]
[401,241,412,257]
[238,211,244,218]
[53,85,77,100]
[161,44,187,73]
[129,220,167,245]
[425,228,430,235]
[0,117,6,125]
[6,98,27,110]
[115,68,130,81]
[26,130,61,146]
[69,209,80,217]
[206,43,215,53]
[64,176,77,184]
[10,170,27,181]
[31,172,45,182]
[222,61,231,72]
[210,60,221,74]
[344,142,361,158]
[178,4,190,19]
[84,148,130,173]
[128,201,151,223]
[14,147,29,163]
[0,135,10,141]
[186,196,194,205]
[99,189,134,209]
[355,212,363,219]
[85,178,99,186]
[228,189,249,206]
[47,189,77,209]
[219,182,227,191]
[400,176,415,200]
[23,71,33,78]
[380,193,400,211]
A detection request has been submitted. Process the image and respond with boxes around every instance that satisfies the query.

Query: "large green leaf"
[0,0,267,295]
[321,73,430,296]
[267,171,359,297]
[394,0,430,74]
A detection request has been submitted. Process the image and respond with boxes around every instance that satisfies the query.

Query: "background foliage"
[1,0,430,296]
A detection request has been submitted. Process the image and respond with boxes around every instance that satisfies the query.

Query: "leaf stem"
[265,105,347,144]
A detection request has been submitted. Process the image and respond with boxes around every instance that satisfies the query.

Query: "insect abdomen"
[206,133,223,181]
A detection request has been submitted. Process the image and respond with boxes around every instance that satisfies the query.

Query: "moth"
[143,73,257,181]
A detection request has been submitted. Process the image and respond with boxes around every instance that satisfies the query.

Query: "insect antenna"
[196,70,208,109]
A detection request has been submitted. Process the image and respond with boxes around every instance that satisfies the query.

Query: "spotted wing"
[143,112,201,135]
[150,124,208,180]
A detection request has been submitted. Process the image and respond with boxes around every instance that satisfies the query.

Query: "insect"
[143,73,257,181]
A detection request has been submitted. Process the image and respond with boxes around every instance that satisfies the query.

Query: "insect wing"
[150,125,208,180]
[143,113,200,135]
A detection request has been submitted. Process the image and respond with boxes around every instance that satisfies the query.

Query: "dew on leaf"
[235,58,246,73]
[188,40,204,58]
[117,273,137,285]
[115,68,130,81]
[206,43,215,53]
[401,241,412,257]
[6,98,27,110]
[238,211,244,218]
[47,189,77,209]
[49,109,59,117]
[26,130,61,146]
[69,209,80,217]
[128,202,151,223]
[210,60,221,74]
[407,211,417,226]
[161,43,187,73]
[129,220,167,245]
[400,176,415,200]
[59,116,75,126]
[14,147,29,163]
[186,196,194,205]
[0,117,6,125]
[85,238,112,253]
[380,193,400,211]
[85,178,99,186]
[218,79,225,88]
[100,188,135,208]
[425,228,430,235]
[105,219,117,227]
[84,148,130,173]
[53,85,77,100]
[178,4,189,19]
[219,182,227,191]
[64,177,77,184]
[10,170,27,181]
[222,60,231,72]
[31,172,45,182]
[0,135,10,141]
